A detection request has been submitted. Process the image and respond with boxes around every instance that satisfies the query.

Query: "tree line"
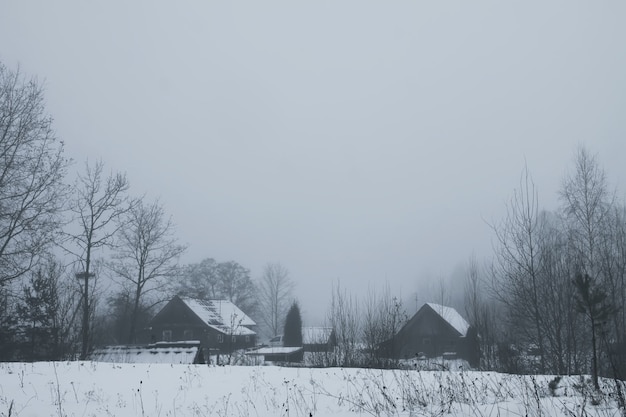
[2,61,625,385]
[295,148,625,384]
[0,62,296,361]
[321,147,625,380]
[464,147,626,386]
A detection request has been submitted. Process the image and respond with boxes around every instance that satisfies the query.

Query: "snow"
[249,346,302,355]
[0,361,622,417]
[181,297,256,336]
[426,302,470,336]
[90,343,200,364]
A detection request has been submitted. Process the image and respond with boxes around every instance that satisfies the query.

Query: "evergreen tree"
[573,273,616,389]
[0,285,18,361]
[17,268,62,360]
[283,302,302,347]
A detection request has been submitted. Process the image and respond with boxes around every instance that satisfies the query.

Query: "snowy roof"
[90,342,199,364]
[302,327,334,344]
[180,297,256,336]
[248,347,303,356]
[425,303,470,336]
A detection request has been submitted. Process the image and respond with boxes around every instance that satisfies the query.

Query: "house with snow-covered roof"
[147,296,257,357]
[379,302,479,367]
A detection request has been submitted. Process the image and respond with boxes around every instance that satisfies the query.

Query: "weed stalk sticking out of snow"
[283,378,291,417]
[4,362,626,417]
[136,380,145,417]
[52,362,65,417]
[5,400,13,417]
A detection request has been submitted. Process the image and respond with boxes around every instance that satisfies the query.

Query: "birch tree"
[560,146,612,277]
[560,147,625,378]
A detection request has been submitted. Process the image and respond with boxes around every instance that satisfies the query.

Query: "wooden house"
[147,296,257,358]
[380,303,479,367]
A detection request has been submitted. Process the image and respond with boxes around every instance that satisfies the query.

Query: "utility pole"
[76,272,95,360]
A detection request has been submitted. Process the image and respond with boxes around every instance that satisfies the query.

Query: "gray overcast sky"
[2,1,625,323]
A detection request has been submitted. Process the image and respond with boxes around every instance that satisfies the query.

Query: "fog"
[2,1,625,324]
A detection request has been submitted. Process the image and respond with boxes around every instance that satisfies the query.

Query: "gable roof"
[425,303,470,336]
[179,297,256,336]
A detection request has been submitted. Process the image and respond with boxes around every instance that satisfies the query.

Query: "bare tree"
[327,281,361,367]
[363,282,406,367]
[100,285,154,345]
[216,261,257,315]
[0,63,68,286]
[51,262,83,358]
[172,258,221,300]
[258,262,294,337]
[65,159,132,359]
[560,146,612,277]
[490,164,547,372]
[600,205,626,376]
[535,212,584,374]
[109,199,186,343]
[463,254,496,368]
[171,257,258,319]
[464,255,482,332]
[560,146,625,378]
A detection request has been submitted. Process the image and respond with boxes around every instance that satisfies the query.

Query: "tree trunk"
[591,316,600,390]
[80,252,91,360]
[128,280,142,344]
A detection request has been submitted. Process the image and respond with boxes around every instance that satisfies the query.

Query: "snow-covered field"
[0,361,623,417]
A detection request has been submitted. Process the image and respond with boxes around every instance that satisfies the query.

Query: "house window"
[245,335,250,343]
[183,329,193,340]
[232,336,236,343]
[163,330,172,342]
[217,334,224,343]
[422,338,431,346]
